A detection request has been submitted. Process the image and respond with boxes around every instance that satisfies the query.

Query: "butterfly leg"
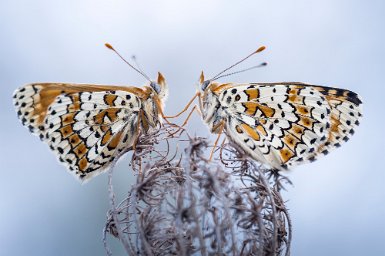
[194,104,203,116]
[161,113,178,127]
[169,104,199,136]
[209,121,225,161]
[179,105,198,127]
[219,137,227,165]
[153,99,179,127]
[164,92,200,118]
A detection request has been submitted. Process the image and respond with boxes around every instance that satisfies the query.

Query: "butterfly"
[13,44,169,182]
[171,46,363,170]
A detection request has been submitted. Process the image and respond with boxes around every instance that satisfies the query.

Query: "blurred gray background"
[1,0,384,255]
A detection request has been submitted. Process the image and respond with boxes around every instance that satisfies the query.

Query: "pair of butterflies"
[13,44,363,182]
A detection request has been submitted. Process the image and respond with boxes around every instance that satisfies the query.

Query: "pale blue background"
[1,0,384,255]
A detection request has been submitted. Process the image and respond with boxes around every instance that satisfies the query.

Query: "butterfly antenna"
[211,46,266,81]
[131,55,149,79]
[213,62,267,80]
[105,43,151,82]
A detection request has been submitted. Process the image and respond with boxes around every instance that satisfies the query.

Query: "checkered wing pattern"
[211,82,362,170]
[13,83,147,181]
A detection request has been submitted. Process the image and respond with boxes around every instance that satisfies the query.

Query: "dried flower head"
[104,127,291,256]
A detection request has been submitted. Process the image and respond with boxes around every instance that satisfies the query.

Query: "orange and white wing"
[13,83,145,182]
[217,83,362,170]
[306,84,362,158]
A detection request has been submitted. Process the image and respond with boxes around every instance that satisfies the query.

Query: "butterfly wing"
[308,84,362,153]
[213,82,362,169]
[13,83,148,181]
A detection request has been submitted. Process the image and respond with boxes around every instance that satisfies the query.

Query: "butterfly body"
[199,78,362,170]
[14,73,167,182]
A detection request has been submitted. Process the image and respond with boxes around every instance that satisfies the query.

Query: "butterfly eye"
[201,80,211,91]
[150,81,161,94]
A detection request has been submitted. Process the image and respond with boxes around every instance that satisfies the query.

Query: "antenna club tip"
[262,62,268,66]
[255,46,266,53]
[104,43,114,50]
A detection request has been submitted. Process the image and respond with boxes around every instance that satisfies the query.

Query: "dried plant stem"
[251,161,278,255]
[104,128,292,256]
[107,167,135,255]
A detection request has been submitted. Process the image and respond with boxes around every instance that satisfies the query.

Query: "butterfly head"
[150,72,168,100]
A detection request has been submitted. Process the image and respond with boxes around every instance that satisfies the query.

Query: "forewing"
[13,83,144,181]
[216,82,362,169]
